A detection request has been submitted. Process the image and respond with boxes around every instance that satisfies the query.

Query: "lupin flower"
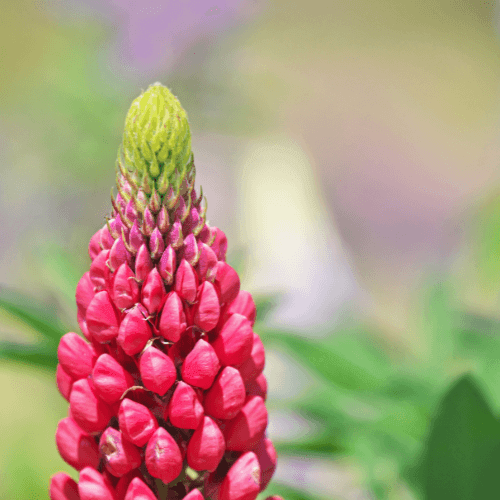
[50,83,279,500]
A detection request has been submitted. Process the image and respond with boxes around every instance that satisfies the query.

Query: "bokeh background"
[3,0,500,498]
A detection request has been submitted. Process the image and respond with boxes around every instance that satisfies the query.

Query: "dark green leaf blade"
[0,340,58,370]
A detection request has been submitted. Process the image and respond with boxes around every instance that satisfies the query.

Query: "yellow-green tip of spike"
[120,83,193,194]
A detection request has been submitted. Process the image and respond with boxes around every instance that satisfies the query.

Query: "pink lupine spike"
[183,206,200,235]
[117,304,152,355]
[173,196,186,222]
[182,489,204,500]
[253,436,277,491]
[100,224,115,250]
[237,333,265,383]
[168,221,184,249]
[50,472,80,500]
[108,218,119,239]
[139,346,177,396]
[183,233,200,266]
[214,262,240,306]
[175,259,198,304]
[115,193,126,212]
[149,187,161,214]
[109,237,131,272]
[78,467,117,500]
[123,478,156,500]
[99,427,142,477]
[112,263,140,310]
[76,272,94,314]
[187,416,225,472]
[89,250,111,292]
[223,290,257,326]
[211,313,253,366]
[118,399,158,447]
[125,199,138,225]
[245,373,268,401]
[57,332,95,380]
[88,229,102,260]
[92,354,134,404]
[197,243,218,283]
[141,268,166,314]
[193,281,221,332]
[181,339,220,390]
[223,395,268,451]
[168,381,204,429]
[86,290,120,343]
[159,291,187,342]
[198,224,214,245]
[145,427,183,484]
[55,417,100,471]
[219,452,261,500]
[158,244,176,284]
[135,244,154,282]
[115,215,129,240]
[142,207,155,237]
[157,205,170,233]
[69,378,114,434]
[128,220,145,252]
[204,367,246,420]
[210,228,228,261]
[149,227,165,260]
[56,364,74,401]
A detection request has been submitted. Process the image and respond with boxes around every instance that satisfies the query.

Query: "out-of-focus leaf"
[0,340,57,369]
[274,432,344,456]
[254,294,281,324]
[261,481,331,500]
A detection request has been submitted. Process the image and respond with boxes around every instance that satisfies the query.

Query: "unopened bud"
[211,313,253,366]
[57,332,95,380]
[145,427,183,484]
[118,398,158,447]
[139,346,177,396]
[214,262,240,306]
[219,452,260,500]
[112,263,140,310]
[181,339,220,390]
[175,259,198,304]
[99,427,142,477]
[187,416,225,472]
[50,472,80,500]
[141,268,165,314]
[193,281,220,332]
[117,304,152,355]
[168,381,204,429]
[159,291,187,342]
[86,291,120,343]
[124,478,156,500]
[78,467,116,500]
[92,354,134,404]
[204,367,246,420]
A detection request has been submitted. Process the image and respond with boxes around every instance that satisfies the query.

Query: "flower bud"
[181,339,220,390]
[86,291,120,343]
[182,490,204,500]
[157,205,170,233]
[197,243,218,282]
[142,207,155,237]
[253,436,277,491]
[50,472,80,500]
[158,245,176,284]
[124,478,156,500]
[224,291,256,326]
[109,237,131,273]
[114,470,142,500]
[118,399,158,447]
[135,244,154,282]
[211,228,228,261]
[224,396,268,451]
[100,224,114,250]
[211,314,253,366]
[125,199,138,225]
[117,304,152,355]
[141,268,165,314]
[149,227,165,260]
[92,354,134,404]
[78,467,116,500]
[145,427,183,483]
[77,308,91,341]
[56,364,74,401]
[128,221,144,253]
[56,417,100,471]
[175,259,198,304]
[159,291,187,342]
[139,346,176,396]
[99,427,142,477]
[168,381,204,429]
[89,250,111,292]
[183,233,199,266]
[168,221,184,249]
[237,333,265,383]
[245,373,267,401]
[219,452,260,500]
[57,332,95,380]
[187,416,225,472]
[204,367,246,420]
[70,378,114,433]
[214,262,240,305]
[112,263,140,310]
[76,272,94,314]
[88,229,102,260]
[193,281,220,332]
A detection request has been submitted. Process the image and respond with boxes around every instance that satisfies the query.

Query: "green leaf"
[0,340,58,369]
[261,481,331,500]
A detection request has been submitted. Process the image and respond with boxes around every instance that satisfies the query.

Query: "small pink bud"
[237,333,265,383]
[56,364,74,401]
[70,378,114,433]
[50,472,80,500]
[125,199,138,224]
[175,259,198,304]
[142,207,155,237]
[168,221,184,249]
[114,470,142,500]
[77,307,91,341]
[183,233,199,266]
[253,436,277,491]
[139,346,177,396]
[219,452,261,500]
[173,195,186,221]
[89,250,111,292]
[92,354,134,404]
[204,366,245,420]
[157,205,170,233]
[168,381,204,429]
[78,467,117,500]
[182,489,204,500]
[145,427,183,483]
[117,305,152,355]
[88,229,102,260]
[141,268,166,314]
[118,398,158,447]
[135,244,154,282]
[100,224,114,250]
[159,291,187,342]
[211,228,228,261]
[212,314,253,366]
[115,193,126,211]
[149,227,165,260]
[193,281,220,332]
[99,427,142,477]
[109,237,131,272]
[181,339,220,390]
[224,291,256,326]
[197,243,218,283]
[198,224,214,245]
[58,332,95,380]
[86,291,120,343]
[214,262,240,305]
[112,263,140,310]
[224,396,268,451]
[56,417,100,471]
[128,220,145,252]
[76,272,94,314]
[245,373,267,401]
[158,244,176,283]
[124,478,156,500]
[187,416,225,472]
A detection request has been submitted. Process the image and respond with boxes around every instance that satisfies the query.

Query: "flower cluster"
[50,84,282,500]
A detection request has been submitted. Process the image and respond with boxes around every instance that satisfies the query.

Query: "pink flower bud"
[224,291,256,326]
[211,228,228,261]
[50,472,80,500]
[135,244,153,282]
[56,417,100,471]
[168,221,184,249]
[224,396,268,451]
[168,381,204,429]
[158,245,176,284]
[175,259,198,304]
[182,490,204,500]
[56,364,74,401]
[187,416,225,472]
[204,367,246,420]
[181,339,220,390]
[124,478,156,500]
[109,237,131,273]
[219,452,260,500]
[118,398,158,447]
[88,229,102,260]
[99,427,142,477]
[193,281,220,332]
[139,346,176,396]
[77,308,91,341]
[149,227,165,260]
[253,436,277,491]
[114,470,142,500]
[112,263,140,310]
[92,354,134,404]
[125,199,138,224]
[86,291,120,343]
[183,234,199,266]
[159,291,187,342]
[197,243,218,283]
[237,333,265,383]
[89,250,111,292]
[58,332,95,380]
[70,378,114,433]
[157,205,170,233]
[76,272,94,314]
[145,427,183,483]
[117,305,152,355]
[100,224,114,250]
[214,262,240,306]
[78,467,116,500]
[245,373,267,401]
[141,268,165,314]
[142,207,155,237]
[211,314,253,366]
